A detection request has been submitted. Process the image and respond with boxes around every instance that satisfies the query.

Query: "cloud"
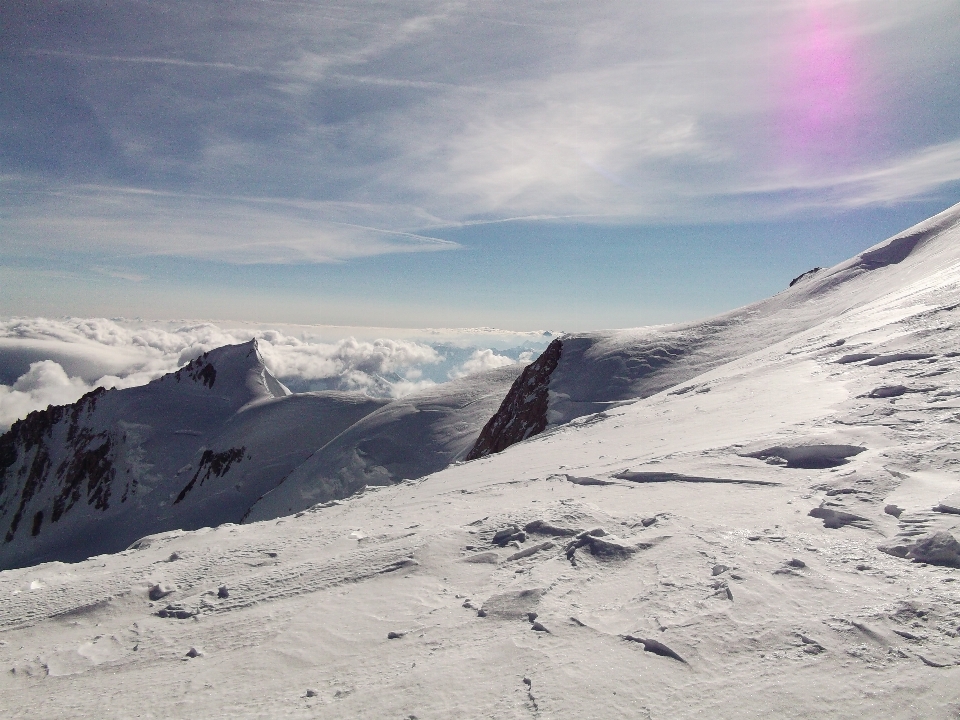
[0,184,458,264]
[448,349,519,379]
[3,0,958,262]
[0,317,546,430]
[0,361,93,431]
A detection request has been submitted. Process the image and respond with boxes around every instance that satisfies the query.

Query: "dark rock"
[786,558,806,569]
[622,635,686,663]
[789,267,822,287]
[466,339,562,460]
[492,526,522,546]
[174,447,246,505]
[387,631,405,639]
[641,517,658,527]
[884,505,904,518]
[566,531,635,560]
[158,604,197,619]
[184,647,202,658]
[584,535,635,559]
[878,542,910,558]
[149,582,177,601]
[305,689,318,698]
[531,621,550,633]
[808,506,870,529]
[711,564,729,576]
[217,585,229,599]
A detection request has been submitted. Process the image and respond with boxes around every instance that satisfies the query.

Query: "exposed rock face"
[1,387,115,545]
[466,339,562,460]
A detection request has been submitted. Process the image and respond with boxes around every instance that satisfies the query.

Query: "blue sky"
[3,0,960,330]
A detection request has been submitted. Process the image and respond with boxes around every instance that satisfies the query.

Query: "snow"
[1,202,960,717]
[245,363,525,521]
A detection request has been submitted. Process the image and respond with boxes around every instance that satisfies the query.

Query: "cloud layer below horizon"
[0,318,546,430]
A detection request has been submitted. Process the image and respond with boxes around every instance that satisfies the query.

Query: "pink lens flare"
[776,1,869,167]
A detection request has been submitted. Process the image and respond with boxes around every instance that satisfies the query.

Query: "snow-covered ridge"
[467,201,960,459]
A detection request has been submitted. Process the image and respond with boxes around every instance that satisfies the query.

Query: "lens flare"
[777,1,865,166]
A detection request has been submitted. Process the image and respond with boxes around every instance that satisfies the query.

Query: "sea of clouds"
[0,317,549,431]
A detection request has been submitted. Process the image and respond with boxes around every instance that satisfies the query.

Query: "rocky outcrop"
[466,339,562,460]
[1,387,111,543]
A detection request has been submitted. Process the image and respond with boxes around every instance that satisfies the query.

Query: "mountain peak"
[173,339,288,402]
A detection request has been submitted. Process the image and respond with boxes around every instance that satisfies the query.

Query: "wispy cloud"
[91,266,148,282]
[1,184,459,263]
[725,139,960,212]
[29,49,267,74]
[2,0,959,262]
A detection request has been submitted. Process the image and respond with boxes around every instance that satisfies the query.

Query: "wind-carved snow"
[2,202,960,717]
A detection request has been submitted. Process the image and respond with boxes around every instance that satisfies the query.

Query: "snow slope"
[2,203,960,718]
[245,363,525,521]
[0,340,387,570]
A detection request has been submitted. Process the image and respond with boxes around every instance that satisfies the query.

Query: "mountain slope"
[244,363,525,521]
[0,340,387,570]
[468,201,960,458]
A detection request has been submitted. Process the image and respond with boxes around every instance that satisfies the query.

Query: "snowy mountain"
[0,340,388,570]
[2,203,960,717]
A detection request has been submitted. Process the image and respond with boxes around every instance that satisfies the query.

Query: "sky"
[2,0,960,332]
